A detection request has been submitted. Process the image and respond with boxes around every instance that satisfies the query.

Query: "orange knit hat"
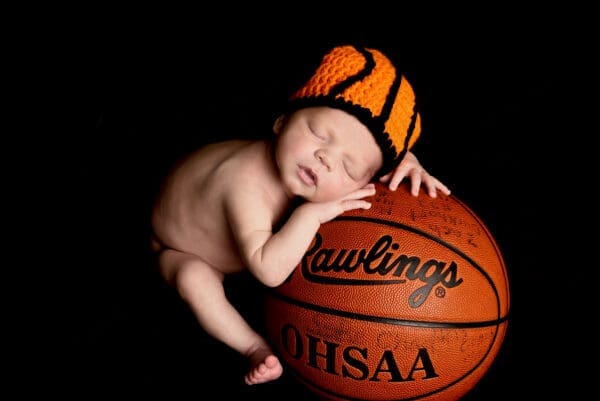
[287,45,421,176]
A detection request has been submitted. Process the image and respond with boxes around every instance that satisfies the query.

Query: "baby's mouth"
[298,166,317,186]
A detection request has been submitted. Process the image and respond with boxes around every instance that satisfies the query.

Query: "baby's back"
[151,140,252,272]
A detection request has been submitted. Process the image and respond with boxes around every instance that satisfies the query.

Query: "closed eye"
[309,124,327,141]
[343,160,358,181]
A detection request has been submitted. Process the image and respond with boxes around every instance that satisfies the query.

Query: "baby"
[151,45,450,386]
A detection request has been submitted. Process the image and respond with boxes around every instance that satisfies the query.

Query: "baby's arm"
[225,184,376,288]
[379,151,451,197]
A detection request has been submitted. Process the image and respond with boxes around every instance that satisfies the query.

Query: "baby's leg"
[157,249,283,385]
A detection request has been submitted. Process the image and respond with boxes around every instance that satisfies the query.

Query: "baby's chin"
[289,178,347,203]
[302,190,343,204]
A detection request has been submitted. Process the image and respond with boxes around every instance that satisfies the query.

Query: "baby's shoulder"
[179,140,251,175]
[193,140,269,187]
[193,139,253,161]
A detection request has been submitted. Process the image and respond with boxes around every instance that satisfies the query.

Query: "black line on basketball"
[266,291,509,328]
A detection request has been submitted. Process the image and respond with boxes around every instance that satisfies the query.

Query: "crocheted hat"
[286,45,421,176]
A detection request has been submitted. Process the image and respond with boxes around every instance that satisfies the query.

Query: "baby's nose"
[316,150,331,171]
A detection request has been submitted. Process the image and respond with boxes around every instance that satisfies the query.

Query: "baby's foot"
[244,347,283,385]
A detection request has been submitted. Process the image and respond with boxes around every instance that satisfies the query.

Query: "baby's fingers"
[422,176,451,198]
[387,171,409,191]
[341,199,372,212]
[409,173,423,196]
[344,183,376,200]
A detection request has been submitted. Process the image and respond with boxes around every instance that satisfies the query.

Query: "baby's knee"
[174,258,223,294]
[157,250,221,289]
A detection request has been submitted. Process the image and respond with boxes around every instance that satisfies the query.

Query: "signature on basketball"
[301,233,463,308]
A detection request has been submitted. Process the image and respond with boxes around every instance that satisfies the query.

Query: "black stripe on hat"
[328,46,376,98]
[379,66,401,124]
[403,103,419,154]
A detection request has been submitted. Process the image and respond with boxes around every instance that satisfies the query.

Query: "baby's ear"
[273,114,286,134]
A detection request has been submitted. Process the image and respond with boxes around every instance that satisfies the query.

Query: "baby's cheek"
[320,177,356,200]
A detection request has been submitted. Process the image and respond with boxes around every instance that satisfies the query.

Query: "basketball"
[264,182,510,401]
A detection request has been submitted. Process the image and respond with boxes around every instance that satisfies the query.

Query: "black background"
[20,7,591,400]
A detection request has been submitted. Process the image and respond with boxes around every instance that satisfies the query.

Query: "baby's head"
[285,45,421,177]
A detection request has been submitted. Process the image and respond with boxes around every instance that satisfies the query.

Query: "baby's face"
[275,107,383,202]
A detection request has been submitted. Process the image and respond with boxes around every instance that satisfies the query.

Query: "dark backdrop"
[26,9,590,401]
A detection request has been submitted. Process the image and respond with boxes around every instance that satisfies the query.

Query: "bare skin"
[151,107,450,385]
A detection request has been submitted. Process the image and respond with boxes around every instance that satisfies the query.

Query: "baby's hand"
[379,151,450,198]
[303,183,376,224]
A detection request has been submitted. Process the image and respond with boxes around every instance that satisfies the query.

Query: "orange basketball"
[264,182,510,401]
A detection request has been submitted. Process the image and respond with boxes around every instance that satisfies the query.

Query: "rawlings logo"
[301,233,463,308]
